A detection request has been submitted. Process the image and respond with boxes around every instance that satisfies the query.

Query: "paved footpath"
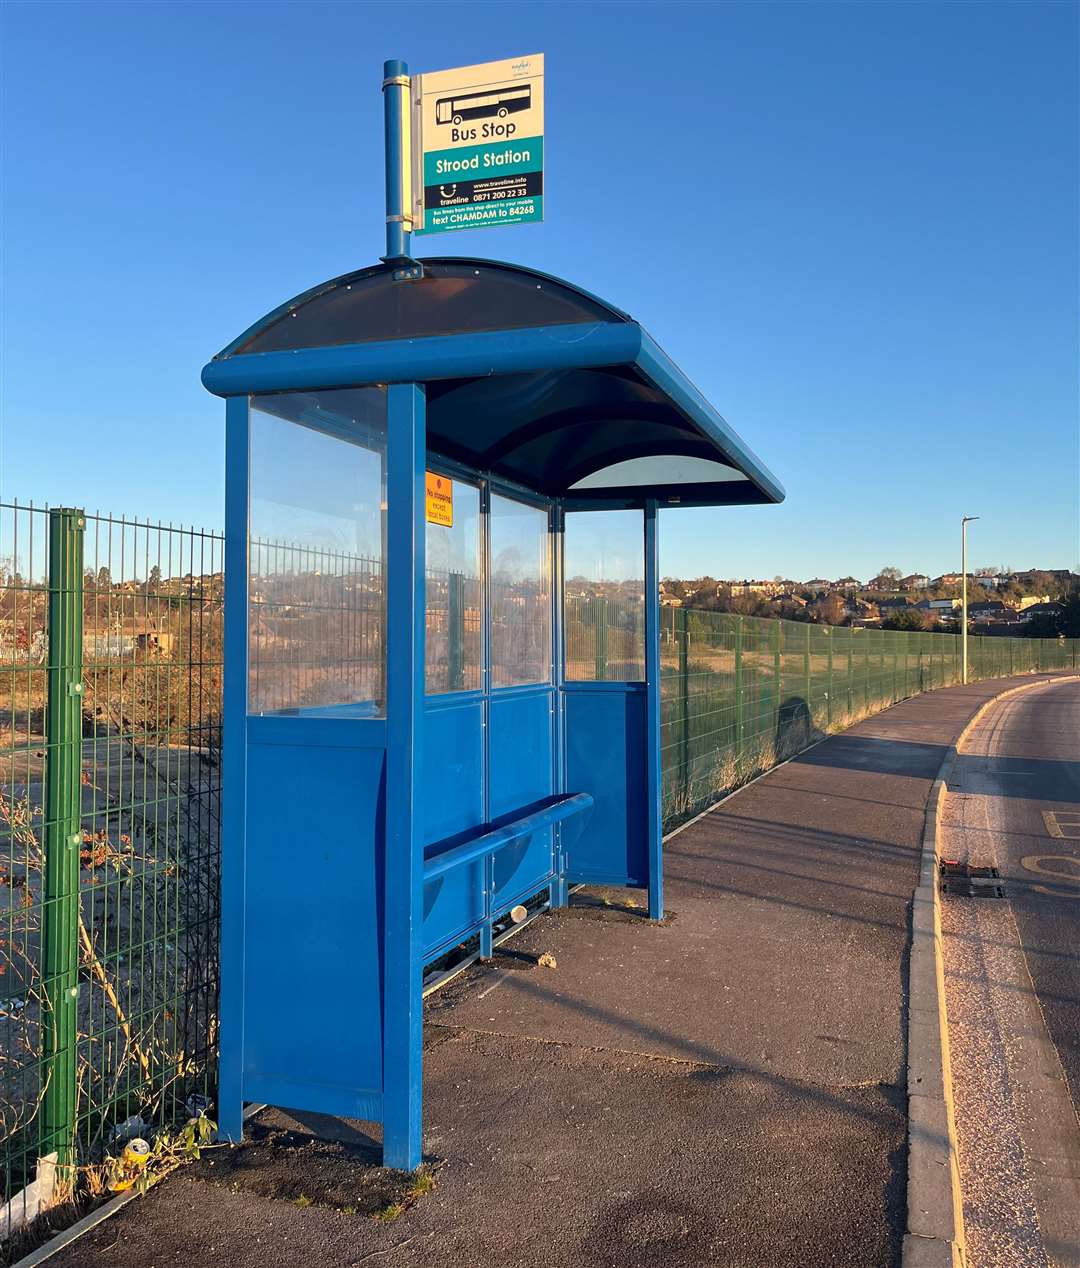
[52,675,1068,1268]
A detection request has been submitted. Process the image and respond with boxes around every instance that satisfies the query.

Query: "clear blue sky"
[2,1,1076,581]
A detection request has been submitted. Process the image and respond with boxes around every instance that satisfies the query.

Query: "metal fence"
[659,607,1079,822]
[1,502,1077,1237]
[1,504,221,1237]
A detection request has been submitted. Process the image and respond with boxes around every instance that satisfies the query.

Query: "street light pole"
[961,515,979,684]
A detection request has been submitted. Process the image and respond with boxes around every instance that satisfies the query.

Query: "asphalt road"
[941,678,1080,1268]
[961,679,1080,1112]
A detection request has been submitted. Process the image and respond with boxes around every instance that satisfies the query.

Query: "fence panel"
[2,497,1078,1227]
[649,606,1079,824]
[1,504,222,1230]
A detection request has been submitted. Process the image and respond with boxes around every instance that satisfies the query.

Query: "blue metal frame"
[550,499,568,909]
[644,500,664,920]
[202,321,783,508]
[383,383,426,1168]
[218,396,249,1143]
[205,249,783,1171]
[202,324,642,397]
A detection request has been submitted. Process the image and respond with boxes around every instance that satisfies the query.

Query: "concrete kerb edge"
[902,673,1080,1268]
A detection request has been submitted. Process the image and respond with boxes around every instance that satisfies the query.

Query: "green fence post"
[448,571,464,691]
[734,614,744,758]
[804,622,812,720]
[597,595,610,680]
[772,619,782,739]
[678,607,689,804]
[826,627,833,730]
[41,508,85,1168]
[880,634,887,705]
[847,630,853,720]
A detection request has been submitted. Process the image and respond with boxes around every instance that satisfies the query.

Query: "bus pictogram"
[435,84,531,127]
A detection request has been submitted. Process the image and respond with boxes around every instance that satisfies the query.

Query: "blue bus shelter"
[202,256,783,1170]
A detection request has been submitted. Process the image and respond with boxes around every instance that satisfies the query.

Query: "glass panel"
[248,388,386,716]
[490,493,551,688]
[232,261,619,356]
[564,510,645,682]
[426,476,481,694]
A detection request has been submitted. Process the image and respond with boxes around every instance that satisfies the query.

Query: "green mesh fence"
[1,498,1077,1236]
[1,504,221,1239]
[659,608,1079,824]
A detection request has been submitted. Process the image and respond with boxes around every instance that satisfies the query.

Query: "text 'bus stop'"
[202,257,784,1169]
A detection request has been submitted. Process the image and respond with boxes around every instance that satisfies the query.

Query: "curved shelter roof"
[203,258,784,508]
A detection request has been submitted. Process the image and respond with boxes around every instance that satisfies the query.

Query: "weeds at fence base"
[0,1113,217,1266]
[665,689,957,827]
[665,738,785,827]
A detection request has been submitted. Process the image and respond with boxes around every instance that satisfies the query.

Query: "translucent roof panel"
[223,258,628,357]
[203,259,785,508]
[569,456,749,490]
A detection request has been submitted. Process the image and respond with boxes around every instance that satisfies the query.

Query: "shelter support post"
[218,397,250,1144]
[644,502,664,920]
[383,383,426,1171]
[479,855,495,959]
[550,505,569,911]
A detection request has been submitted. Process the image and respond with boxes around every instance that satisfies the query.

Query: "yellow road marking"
[1020,852,1080,897]
[1042,810,1080,840]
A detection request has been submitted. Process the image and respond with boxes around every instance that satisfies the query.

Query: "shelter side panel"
[489,688,556,908]
[563,687,648,887]
[421,698,485,959]
[242,737,386,1110]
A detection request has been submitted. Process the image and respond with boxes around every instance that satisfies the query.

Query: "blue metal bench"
[422,792,594,959]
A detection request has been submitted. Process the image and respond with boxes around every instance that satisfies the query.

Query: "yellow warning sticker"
[425,472,453,527]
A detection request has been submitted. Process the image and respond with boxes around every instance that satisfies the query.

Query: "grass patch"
[375,1201,406,1222]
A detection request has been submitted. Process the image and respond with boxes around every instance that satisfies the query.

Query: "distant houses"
[656,567,1076,633]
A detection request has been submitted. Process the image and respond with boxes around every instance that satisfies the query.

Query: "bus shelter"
[202,257,784,1169]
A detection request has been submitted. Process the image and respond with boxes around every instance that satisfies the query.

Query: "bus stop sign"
[412,54,544,235]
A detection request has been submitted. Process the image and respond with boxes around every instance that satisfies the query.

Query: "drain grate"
[940,861,1006,898]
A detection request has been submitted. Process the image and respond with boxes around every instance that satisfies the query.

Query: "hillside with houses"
[660,567,1080,637]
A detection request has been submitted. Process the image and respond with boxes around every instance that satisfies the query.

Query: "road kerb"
[902,674,1080,1268]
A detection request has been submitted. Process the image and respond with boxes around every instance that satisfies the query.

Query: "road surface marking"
[1041,810,1080,839]
[1019,853,1080,897]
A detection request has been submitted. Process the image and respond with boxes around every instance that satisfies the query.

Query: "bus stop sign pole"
[382,58,416,266]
